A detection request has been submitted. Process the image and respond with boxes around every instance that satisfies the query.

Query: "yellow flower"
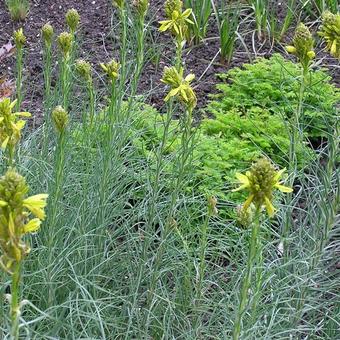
[233,158,293,217]
[100,60,120,82]
[286,23,315,69]
[159,8,193,41]
[0,169,48,274]
[0,98,31,153]
[52,106,69,133]
[161,66,196,110]
[13,28,26,48]
[318,11,340,59]
[22,194,49,220]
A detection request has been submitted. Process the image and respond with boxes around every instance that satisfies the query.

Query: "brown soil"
[0,0,339,125]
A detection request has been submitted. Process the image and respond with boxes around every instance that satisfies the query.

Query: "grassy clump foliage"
[0,2,339,339]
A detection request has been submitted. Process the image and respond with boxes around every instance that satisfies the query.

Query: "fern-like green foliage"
[211,54,339,138]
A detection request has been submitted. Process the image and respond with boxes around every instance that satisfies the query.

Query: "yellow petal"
[235,172,250,185]
[185,73,195,83]
[23,218,41,234]
[15,112,31,117]
[243,194,255,211]
[8,213,15,238]
[0,200,8,207]
[9,99,17,110]
[1,136,9,150]
[264,197,276,217]
[275,183,293,193]
[273,168,286,182]
[0,117,4,123]
[182,9,192,18]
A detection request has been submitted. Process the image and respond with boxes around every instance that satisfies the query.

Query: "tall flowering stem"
[41,23,54,156]
[0,169,48,339]
[159,0,193,70]
[231,159,292,340]
[13,29,26,112]
[285,23,315,260]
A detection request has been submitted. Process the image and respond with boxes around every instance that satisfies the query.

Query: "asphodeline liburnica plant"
[98,60,120,228]
[57,32,73,109]
[13,28,26,112]
[159,0,194,68]
[232,158,292,340]
[285,23,315,165]
[145,65,197,310]
[75,59,95,126]
[0,169,48,340]
[0,98,30,167]
[318,11,340,59]
[45,106,68,306]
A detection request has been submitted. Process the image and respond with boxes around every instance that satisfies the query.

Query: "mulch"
[0,0,338,126]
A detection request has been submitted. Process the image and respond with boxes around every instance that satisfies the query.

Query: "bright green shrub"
[210,54,339,137]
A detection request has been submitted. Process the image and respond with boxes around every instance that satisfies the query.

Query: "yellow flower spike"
[287,23,315,69]
[13,28,26,49]
[65,8,80,34]
[100,60,120,82]
[42,23,54,47]
[0,97,30,155]
[233,158,293,218]
[159,3,193,42]
[0,169,48,275]
[57,32,73,58]
[52,106,69,134]
[161,66,197,110]
[318,11,340,59]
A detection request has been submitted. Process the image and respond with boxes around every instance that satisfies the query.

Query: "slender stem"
[15,47,23,112]
[232,207,261,340]
[10,262,21,340]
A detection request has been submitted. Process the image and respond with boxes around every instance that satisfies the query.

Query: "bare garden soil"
[0,0,339,126]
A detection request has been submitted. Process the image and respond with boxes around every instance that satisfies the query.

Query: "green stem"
[15,47,23,112]
[232,207,261,340]
[10,262,21,340]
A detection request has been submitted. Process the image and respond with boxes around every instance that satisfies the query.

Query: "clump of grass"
[6,0,29,21]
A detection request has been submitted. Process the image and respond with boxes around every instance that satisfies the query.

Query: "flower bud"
[133,0,149,17]
[57,32,73,58]
[165,0,183,19]
[285,45,296,54]
[318,11,340,59]
[52,106,69,133]
[75,59,92,82]
[42,23,54,47]
[112,0,125,9]
[100,60,120,82]
[207,196,218,216]
[13,28,26,49]
[65,8,80,33]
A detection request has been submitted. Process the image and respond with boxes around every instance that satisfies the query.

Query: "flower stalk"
[13,28,26,112]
